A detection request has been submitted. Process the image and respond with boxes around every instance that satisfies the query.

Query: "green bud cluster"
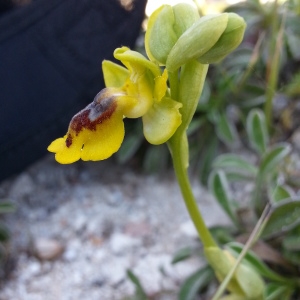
[145,4,246,71]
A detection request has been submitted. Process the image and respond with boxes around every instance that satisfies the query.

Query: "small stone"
[109,233,140,255]
[33,238,64,261]
[124,221,151,237]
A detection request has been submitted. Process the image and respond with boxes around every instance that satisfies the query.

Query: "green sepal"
[102,60,129,87]
[142,97,182,145]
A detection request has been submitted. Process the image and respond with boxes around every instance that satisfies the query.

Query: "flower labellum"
[48,88,125,164]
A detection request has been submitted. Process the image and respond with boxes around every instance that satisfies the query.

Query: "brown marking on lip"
[65,133,73,148]
[68,88,118,137]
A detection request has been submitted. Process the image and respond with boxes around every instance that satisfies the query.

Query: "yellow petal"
[121,77,153,118]
[154,69,168,102]
[47,88,126,164]
[47,133,84,164]
[81,110,124,161]
[142,97,182,145]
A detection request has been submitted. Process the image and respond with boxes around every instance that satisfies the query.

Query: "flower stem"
[168,133,217,248]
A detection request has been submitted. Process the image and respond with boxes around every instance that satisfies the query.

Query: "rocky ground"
[0,155,231,300]
[0,123,299,300]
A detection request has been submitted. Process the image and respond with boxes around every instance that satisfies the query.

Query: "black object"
[0,0,147,182]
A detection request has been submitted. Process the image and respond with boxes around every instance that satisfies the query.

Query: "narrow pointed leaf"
[0,225,9,242]
[213,154,257,177]
[226,242,287,283]
[116,133,143,164]
[271,185,293,203]
[215,112,239,147]
[209,170,238,225]
[179,266,214,300]
[246,109,268,155]
[265,283,293,300]
[283,249,300,266]
[259,143,291,178]
[261,200,300,238]
[171,247,193,264]
[127,269,148,300]
[282,234,300,251]
[0,202,15,213]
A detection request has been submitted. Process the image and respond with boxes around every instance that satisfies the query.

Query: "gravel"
[0,155,231,300]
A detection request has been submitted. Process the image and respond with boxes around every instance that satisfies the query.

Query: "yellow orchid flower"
[48,47,182,164]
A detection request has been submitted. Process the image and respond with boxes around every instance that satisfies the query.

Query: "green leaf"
[215,112,239,147]
[143,144,169,173]
[0,225,10,242]
[117,133,143,164]
[261,200,300,238]
[179,266,214,300]
[286,30,300,60]
[213,154,257,177]
[226,242,287,283]
[259,143,291,178]
[283,249,300,266]
[0,202,15,214]
[187,118,205,136]
[127,269,148,300]
[222,46,253,69]
[210,226,234,245]
[284,71,300,97]
[240,95,266,108]
[171,247,193,264]
[271,185,293,203]
[209,170,238,225]
[246,109,268,155]
[198,135,218,185]
[282,233,300,251]
[265,283,293,300]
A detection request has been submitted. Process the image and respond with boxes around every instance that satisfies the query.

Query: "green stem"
[169,133,217,248]
[167,61,215,248]
[264,1,285,131]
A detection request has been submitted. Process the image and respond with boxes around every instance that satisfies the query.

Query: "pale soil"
[0,155,230,300]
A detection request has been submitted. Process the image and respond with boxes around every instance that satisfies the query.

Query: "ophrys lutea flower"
[48,47,182,164]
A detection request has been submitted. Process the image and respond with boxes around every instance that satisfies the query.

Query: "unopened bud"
[166,13,246,71]
[145,4,199,65]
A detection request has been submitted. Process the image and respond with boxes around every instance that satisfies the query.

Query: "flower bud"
[198,13,247,64]
[204,247,265,299]
[166,13,246,71]
[145,4,199,65]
